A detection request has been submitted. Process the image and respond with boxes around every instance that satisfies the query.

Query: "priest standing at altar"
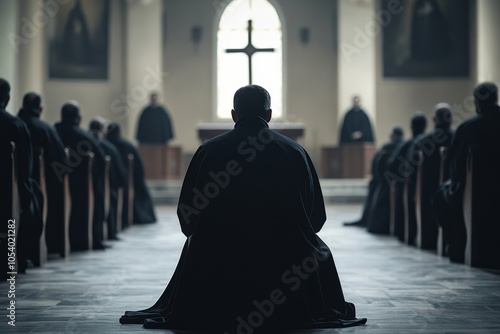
[136,92,174,179]
[339,96,374,144]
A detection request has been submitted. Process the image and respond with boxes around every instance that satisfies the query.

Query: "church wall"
[374,1,478,147]
[337,0,376,139]
[0,0,20,111]
[277,0,339,164]
[477,0,500,84]
[161,0,215,154]
[41,0,126,128]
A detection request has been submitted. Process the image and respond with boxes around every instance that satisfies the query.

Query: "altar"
[197,122,305,142]
[321,143,376,179]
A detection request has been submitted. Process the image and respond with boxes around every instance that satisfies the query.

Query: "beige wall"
[374,1,477,144]
[338,0,376,134]
[0,0,19,111]
[477,0,500,84]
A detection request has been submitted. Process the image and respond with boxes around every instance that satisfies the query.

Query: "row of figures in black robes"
[344,82,500,270]
[0,77,157,280]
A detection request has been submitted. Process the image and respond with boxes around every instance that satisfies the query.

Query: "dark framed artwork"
[48,0,110,80]
[382,0,470,78]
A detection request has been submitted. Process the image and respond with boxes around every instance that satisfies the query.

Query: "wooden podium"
[321,143,376,178]
[138,144,183,180]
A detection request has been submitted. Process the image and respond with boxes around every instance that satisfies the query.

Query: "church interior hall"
[1,205,499,334]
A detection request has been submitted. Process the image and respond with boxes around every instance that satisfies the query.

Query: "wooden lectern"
[321,143,376,178]
[138,144,183,180]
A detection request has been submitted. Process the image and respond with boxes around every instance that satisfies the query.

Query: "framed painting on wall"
[48,0,110,80]
[382,0,470,78]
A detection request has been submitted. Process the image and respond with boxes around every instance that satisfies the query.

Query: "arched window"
[217,0,283,119]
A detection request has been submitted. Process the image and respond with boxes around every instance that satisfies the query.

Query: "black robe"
[0,108,43,274]
[90,132,127,239]
[119,116,366,332]
[407,127,454,249]
[433,106,500,264]
[55,120,106,250]
[386,134,424,243]
[366,139,404,234]
[18,108,68,257]
[106,130,156,225]
[136,104,174,144]
[339,106,374,144]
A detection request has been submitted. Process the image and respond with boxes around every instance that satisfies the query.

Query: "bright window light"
[217,0,283,119]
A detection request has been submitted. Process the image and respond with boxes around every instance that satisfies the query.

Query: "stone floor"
[1,204,500,334]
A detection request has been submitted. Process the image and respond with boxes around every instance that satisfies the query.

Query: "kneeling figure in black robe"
[120,85,366,332]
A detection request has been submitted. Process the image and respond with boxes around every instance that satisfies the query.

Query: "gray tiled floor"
[1,204,499,333]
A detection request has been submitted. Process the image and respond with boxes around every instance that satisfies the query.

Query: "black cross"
[226,20,275,84]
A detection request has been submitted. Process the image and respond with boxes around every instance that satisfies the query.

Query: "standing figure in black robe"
[106,123,157,225]
[339,96,374,144]
[18,93,68,258]
[119,85,366,332]
[136,93,174,144]
[344,126,404,228]
[386,114,427,243]
[0,79,43,275]
[89,117,127,240]
[407,104,454,250]
[55,102,107,251]
[433,82,500,264]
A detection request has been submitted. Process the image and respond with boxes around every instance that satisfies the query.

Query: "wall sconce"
[191,26,203,45]
[299,27,310,45]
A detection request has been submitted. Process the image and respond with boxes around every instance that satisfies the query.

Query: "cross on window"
[226,20,275,85]
[217,0,283,119]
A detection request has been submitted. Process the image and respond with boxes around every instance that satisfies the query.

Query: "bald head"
[0,78,11,108]
[474,82,498,112]
[232,85,272,121]
[411,113,427,136]
[433,103,453,128]
[89,116,106,134]
[107,122,121,138]
[61,101,81,124]
[22,93,42,115]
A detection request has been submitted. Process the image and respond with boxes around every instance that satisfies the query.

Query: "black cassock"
[386,135,423,242]
[55,120,106,250]
[106,127,156,225]
[407,127,454,249]
[136,104,174,144]
[18,108,68,256]
[120,117,366,332]
[366,139,403,234]
[90,132,127,239]
[434,106,500,264]
[0,108,43,274]
[339,106,374,144]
